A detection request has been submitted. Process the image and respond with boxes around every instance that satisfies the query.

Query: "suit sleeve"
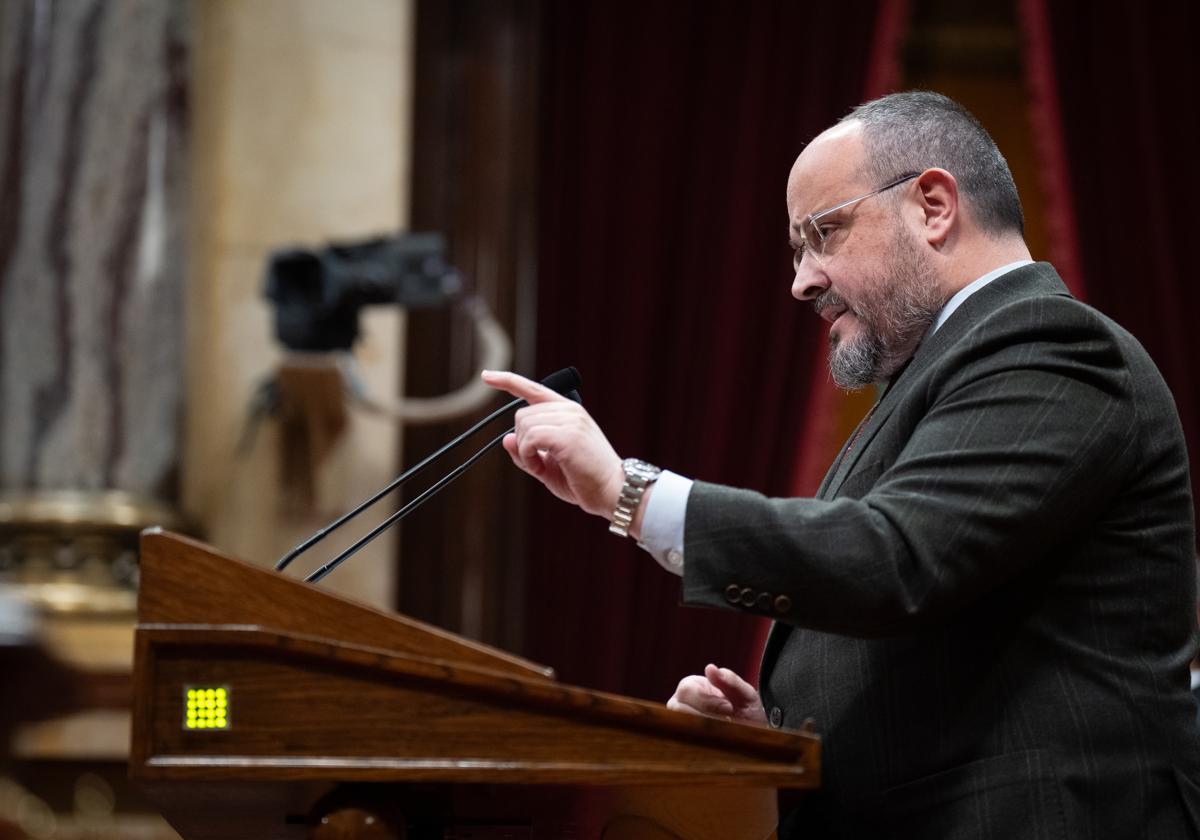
[681,296,1140,637]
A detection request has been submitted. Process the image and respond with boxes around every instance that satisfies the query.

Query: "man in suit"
[483,91,1200,838]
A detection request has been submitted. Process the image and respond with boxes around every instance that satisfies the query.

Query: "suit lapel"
[814,414,865,499]
[820,368,907,499]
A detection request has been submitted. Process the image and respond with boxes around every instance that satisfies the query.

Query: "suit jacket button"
[774,595,792,615]
[739,587,756,606]
[755,592,772,611]
[769,706,783,728]
[724,584,741,604]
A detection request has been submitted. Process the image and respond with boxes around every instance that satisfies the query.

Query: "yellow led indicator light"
[183,686,230,730]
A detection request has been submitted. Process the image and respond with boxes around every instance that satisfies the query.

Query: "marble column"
[0,3,189,837]
[0,0,189,497]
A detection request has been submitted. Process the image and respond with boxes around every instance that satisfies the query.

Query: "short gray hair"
[842,91,1025,238]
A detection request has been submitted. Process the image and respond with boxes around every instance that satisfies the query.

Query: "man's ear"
[911,168,958,248]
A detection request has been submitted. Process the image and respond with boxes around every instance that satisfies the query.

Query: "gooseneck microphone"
[274,366,581,578]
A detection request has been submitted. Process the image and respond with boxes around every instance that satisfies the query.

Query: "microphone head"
[564,389,583,405]
[540,366,581,397]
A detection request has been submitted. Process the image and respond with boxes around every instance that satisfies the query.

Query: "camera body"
[264,233,461,352]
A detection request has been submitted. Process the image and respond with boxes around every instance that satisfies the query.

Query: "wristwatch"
[609,458,662,538]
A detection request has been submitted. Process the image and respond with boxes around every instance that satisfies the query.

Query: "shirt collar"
[930,260,1034,335]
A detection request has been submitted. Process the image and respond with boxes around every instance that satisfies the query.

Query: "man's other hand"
[481,370,625,519]
[667,664,767,724]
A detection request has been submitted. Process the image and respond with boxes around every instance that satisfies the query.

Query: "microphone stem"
[275,398,520,571]
[304,428,512,584]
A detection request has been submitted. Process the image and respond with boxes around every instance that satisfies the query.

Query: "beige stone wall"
[184,0,412,608]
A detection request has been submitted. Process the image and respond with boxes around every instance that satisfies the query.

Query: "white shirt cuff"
[636,469,692,576]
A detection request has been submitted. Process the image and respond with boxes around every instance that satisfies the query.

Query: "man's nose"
[791,259,829,301]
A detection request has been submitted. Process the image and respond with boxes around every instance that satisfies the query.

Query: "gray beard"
[823,230,944,390]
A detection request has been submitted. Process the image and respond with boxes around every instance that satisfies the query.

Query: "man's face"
[787,125,944,389]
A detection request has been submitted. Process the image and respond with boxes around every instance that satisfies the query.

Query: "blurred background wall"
[0,1,1195,837]
[184,0,410,608]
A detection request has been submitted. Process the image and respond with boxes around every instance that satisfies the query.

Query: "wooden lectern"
[130,530,819,839]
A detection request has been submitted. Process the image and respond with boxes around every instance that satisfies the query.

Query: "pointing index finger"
[480,369,566,404]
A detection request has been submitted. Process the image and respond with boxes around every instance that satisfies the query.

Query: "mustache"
[813,290,849,318]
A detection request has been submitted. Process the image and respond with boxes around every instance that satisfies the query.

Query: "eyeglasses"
[792,172,920,268]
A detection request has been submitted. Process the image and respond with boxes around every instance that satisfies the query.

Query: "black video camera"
[264,233,461,352]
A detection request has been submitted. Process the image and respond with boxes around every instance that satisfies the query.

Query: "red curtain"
[526,0,905,701]
[1019,0,1200,532]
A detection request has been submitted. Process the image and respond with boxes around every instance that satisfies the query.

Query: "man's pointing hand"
[481,370,626,521]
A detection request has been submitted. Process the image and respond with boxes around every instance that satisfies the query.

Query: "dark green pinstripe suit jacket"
[684,263,1200,839]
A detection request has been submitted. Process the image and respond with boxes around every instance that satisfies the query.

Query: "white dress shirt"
[637,261,1033,575]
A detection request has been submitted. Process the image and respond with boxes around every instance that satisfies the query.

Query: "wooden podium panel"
[130,531,820,839]
[136,530,553,679]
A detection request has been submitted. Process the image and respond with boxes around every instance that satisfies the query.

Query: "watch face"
[624,459,662,481]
